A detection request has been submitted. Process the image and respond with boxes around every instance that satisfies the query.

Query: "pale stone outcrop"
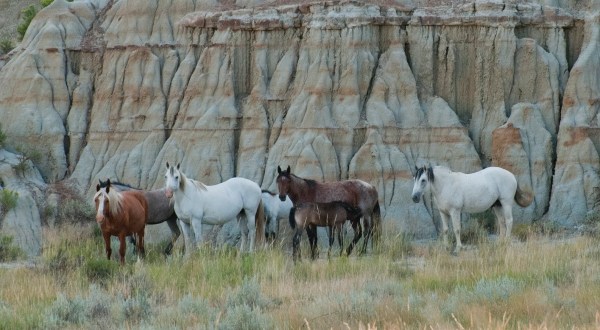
[549,13,600,225]
[0,150,46,256]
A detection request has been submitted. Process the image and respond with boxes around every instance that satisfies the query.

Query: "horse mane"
[291,174,317,188]
[262,190,275,196]
[178,171,208,192]
[94,187,124,216]
[416,166,436,183]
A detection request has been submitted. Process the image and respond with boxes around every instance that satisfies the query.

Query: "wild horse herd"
[93,162,533,264]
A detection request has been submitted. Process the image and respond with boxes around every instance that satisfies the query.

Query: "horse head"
[94,179,112,224]
[164,162,182,198]
[276,165,291,201]
[412,165,434,203]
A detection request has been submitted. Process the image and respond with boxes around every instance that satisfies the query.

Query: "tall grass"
[0,222,599,329]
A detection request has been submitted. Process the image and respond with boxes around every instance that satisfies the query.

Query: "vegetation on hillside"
[16,0,73,41]
[0,222,599,329]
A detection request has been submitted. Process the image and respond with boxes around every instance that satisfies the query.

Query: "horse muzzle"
[96,215,106,224]
[278,194,286,202]
[412,193,421,203]
[165,188,173,198]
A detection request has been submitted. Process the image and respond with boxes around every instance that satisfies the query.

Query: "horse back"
[143,188,176,224]
[121,190,148,232]
[314,180,377,211]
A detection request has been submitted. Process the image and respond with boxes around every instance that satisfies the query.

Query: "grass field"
[1,223,600,329]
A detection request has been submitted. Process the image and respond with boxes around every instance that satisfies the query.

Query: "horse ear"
[277,166,282,174]
[427,167,434,183]
[106,185,110,193]
[286,166,290,174]
[166,162,170,169]
[107,178,111,186]
[96,183,100,192]
[176,163,180,170]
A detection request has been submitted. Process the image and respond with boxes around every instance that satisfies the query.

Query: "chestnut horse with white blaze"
[94,179,148,265]
[411,165,533,254]
[276,166,381,254]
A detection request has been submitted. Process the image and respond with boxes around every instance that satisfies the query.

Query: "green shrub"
[83,258,117,283]
[17,5,37,41]
[225,277,271,310]
[0,234,24,261]
[0,39,14,55]
[0,189,19,214]
[59,199,95,224]
[0,124,6,147]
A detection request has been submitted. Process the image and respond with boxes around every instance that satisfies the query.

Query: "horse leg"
[245,209,257,252]
[128,235,137,255]
[191,217,204,252]
[449,209,462,255]
[118,234,126,265]
[164,218,181,255]
[266,214,275,242]
[492,205,506,238]
[338,223,344,257]
[307,226,318,260]
[103,232,112,261]
[136,231,146,261]
[438,211,451,249]
[346,220,362,256]
[238,213,249,253]
[178,219,193,256]
[327,226,334,258]
[360,214,373,254]
[292,228,302,262]
[501,203,514,241]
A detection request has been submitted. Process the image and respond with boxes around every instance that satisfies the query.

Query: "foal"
[289,201,362,261]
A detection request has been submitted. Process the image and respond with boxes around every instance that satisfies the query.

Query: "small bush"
[45,294,87,328]
[0,189,19,214]
[225,277,270,310]
[44,286,115,329]
[0,39,14,55]
[84,258,117,283]
[17,5,37,41]
[512,223,532,241]
[59,199,95,224]
[218,304,272,330]
[0,124,6,147]
[0,234,24,261]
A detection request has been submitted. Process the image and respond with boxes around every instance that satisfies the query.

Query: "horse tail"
[372,201,382,245]
[255,200,266,246]
[289,206,297,229]
[514,183,533,207]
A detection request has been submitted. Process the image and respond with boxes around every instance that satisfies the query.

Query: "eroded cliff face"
[1,0,599,253]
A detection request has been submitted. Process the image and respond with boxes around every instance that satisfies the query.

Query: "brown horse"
[98,180,180,255]
[289,201,362,261]
[94,179,148,265]
[276,166,381,254]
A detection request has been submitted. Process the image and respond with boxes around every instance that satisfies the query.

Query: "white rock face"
[0,150,46,256]
[0,0,599,254]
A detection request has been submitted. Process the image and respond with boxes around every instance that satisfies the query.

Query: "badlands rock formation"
[1,0,600,254]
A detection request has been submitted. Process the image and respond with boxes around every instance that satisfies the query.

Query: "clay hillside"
[0,0,599,255]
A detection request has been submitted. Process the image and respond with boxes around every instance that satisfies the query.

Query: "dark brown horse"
[98,180,180,255]
[276,166,381,254]
[289,201,362,261]
[94,179,148,265]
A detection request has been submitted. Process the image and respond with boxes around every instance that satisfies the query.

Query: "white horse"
[411,165,533,254]
[261,190,293,241]
[164,162,265,254]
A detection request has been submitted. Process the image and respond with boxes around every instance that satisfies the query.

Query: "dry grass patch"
[1,224,600,328]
